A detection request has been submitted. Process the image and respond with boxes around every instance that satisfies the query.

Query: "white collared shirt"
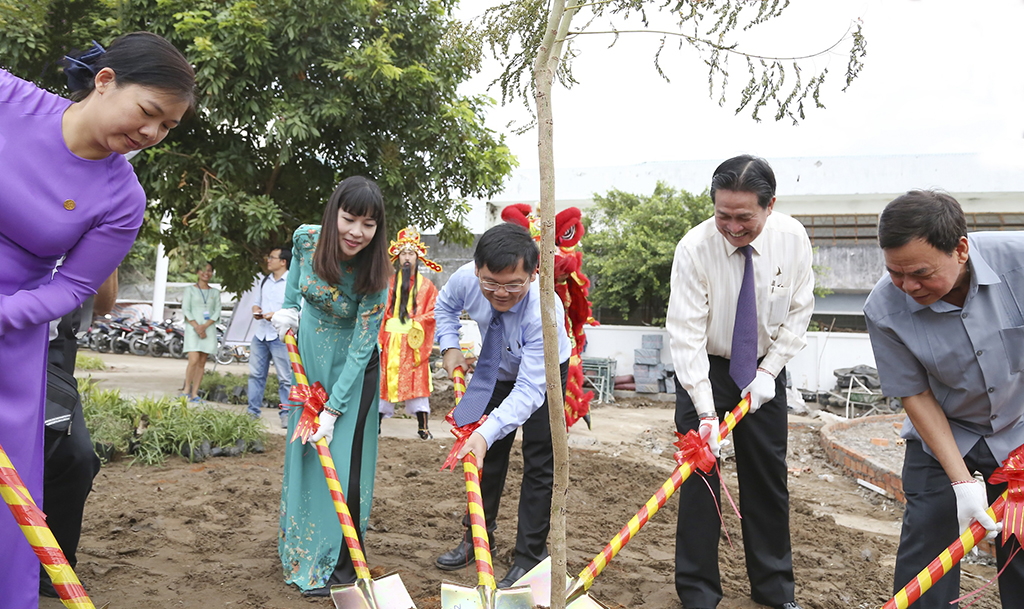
[666,212,815,415]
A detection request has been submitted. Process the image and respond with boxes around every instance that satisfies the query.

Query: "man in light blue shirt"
[864,190,1024,608]
[433,222,571,588]
[248,246,296,427]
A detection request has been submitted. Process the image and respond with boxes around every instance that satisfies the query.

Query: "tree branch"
[565,22,858,62]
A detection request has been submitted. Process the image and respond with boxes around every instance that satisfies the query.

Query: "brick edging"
[820,413,907,503]
[820,413,998,557]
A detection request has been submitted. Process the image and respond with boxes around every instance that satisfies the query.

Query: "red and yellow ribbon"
[989,444,1024,545]
[281,331,371,580]
[883,491,1007,609]
[567,396,751,603]
[0,443,97,609]
[441,367,487,471]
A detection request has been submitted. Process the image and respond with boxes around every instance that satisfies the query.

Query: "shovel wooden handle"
[882,491,1007,609]
[0,441,98,609]
[452,367,497,588]
[572,396,751,596]
[283,331,372,581]
[313,437,373,581]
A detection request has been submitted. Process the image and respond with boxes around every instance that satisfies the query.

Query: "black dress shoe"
[435,539,475,570]
[496,564,529,589]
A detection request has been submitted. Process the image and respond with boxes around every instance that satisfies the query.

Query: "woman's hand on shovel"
[457,432,487,465]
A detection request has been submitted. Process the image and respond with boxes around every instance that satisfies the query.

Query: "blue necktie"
[729,245,757,389]
[453,309,504,426]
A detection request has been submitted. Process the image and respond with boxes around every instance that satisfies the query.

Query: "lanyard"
[197,286,210,306]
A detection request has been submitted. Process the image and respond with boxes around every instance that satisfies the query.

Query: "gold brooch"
[63,199,76,211]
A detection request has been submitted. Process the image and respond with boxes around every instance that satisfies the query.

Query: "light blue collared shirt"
[252,270,289,342]
[435,262,572,446]
[864,232,1024,463]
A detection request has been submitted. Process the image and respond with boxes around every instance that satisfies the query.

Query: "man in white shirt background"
[249,246,296,427]
[665,155,814,609]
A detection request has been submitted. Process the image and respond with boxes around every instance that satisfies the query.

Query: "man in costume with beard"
[378,228,442,439]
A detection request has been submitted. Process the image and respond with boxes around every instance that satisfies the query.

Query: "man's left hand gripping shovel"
[283,330,415,609]
[513,396,753,608]
[439,366,535,609]
[0,441,108,609]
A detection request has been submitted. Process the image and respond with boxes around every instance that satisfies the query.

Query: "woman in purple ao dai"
[0,33,193,607]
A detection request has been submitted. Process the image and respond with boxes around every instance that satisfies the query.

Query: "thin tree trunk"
[533,2,578,608]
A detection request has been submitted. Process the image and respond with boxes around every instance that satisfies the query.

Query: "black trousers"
[674,355,794,608]
[461,359,569,571]
[42,401,101,574]
[894,438,1024,608]
[328,353,380,586]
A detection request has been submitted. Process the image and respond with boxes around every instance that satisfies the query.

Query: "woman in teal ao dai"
[274,177,392,596]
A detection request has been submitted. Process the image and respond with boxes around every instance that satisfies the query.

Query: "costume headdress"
[388,227,442,272]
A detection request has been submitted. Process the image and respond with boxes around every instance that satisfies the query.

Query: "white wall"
[582,325,875,393]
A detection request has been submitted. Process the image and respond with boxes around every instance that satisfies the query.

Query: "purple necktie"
[729,245,757,389]
[453,309,504,426]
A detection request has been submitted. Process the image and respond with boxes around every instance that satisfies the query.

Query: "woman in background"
[0,32,193,608]
[181,262,220,402]
[272,176,391,596]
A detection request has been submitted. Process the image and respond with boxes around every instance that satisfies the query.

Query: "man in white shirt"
[666,155,814,609]
[248,247,296,427]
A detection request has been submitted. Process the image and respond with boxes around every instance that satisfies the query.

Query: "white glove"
[953,479,1001,540]
[309,411,338,444]
[698,414,721,459]
[271,307,300,342]
[741,370,777,414]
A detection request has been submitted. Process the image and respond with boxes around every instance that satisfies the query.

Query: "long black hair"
[313,176,391,294]
[62,32,195,105]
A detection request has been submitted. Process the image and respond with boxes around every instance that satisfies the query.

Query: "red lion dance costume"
[501,204,598,428]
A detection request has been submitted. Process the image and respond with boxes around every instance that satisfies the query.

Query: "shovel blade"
[511,557,608,609]
[441,582,486,609]
[493,584,536,609]
[331,573,416,609]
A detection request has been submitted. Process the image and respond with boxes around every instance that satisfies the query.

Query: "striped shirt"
[666,212,815,415]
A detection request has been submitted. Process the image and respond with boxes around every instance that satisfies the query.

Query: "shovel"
[283,331,415,609]
[440,367,535,609]
[514,396,752,607]
[0,440,108,609]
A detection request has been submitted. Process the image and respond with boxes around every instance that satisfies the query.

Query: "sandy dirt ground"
[41,353,1002,609]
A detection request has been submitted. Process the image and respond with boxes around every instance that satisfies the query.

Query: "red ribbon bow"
[672,428,717,474]
[289,381,329,444]
[441,407,487,471]
[989,444,1024,544]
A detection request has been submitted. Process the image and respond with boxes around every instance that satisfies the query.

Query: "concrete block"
[634,382,661,394]
[634,348,660,365]
[641,335,663,350]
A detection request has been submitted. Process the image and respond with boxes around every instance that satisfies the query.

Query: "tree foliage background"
[583,181,712,324]
[0,0,516,293]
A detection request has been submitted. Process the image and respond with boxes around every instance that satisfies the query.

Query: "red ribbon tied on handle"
[289,381,329,444]
[440,407,487,472]
[672,428,717,474]
[989,444,1024,545]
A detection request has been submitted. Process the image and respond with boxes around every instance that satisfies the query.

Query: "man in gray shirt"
[864,190,1024,608]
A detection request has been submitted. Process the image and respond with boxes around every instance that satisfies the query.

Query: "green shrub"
[200,370,280,405]
[75,354,107,371]
[80,381,268,466]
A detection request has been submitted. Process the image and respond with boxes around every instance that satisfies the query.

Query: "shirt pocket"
[767,285,792,326]
[1000,326,1024,374]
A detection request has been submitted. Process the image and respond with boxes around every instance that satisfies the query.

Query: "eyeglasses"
[265,255,281,261]
[479,278,530,293]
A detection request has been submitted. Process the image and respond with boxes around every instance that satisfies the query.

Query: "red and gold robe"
[378,273,438,402]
